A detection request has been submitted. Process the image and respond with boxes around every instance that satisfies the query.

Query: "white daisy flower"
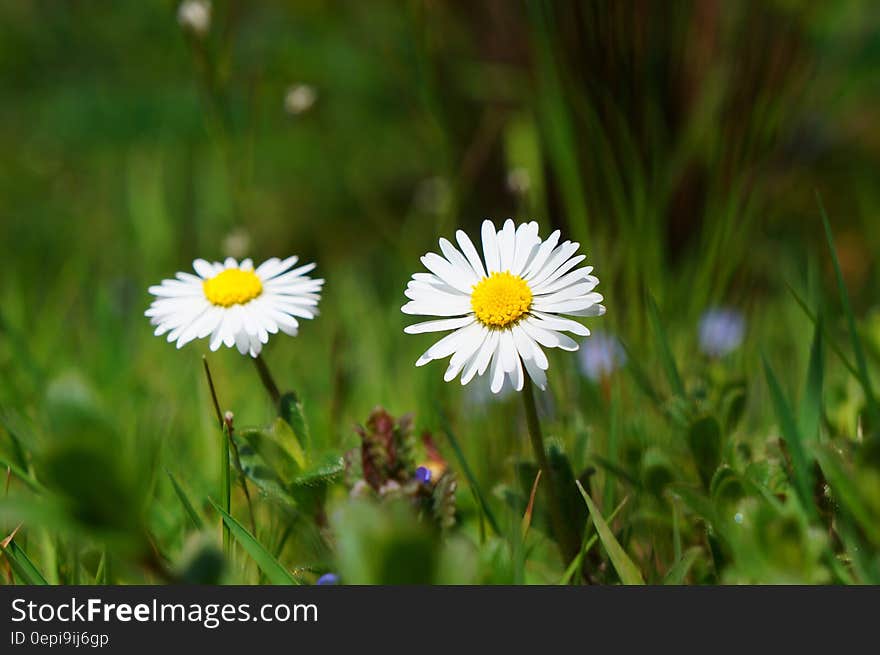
[146,256,323,357]
[402,219,605,393]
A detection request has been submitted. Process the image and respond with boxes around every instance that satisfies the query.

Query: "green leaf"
[288,451,345,515]
[762,356,814,517]
[209,500,300,585]
[165,469,203,530]
[279,392,312,455]
[663,547,701,585]
[291,451,345,488]
[575,481,645,584]
[270,416,308,471]
[236,417,307,483]
[646,292,685,397]
[687,416,722,490]
[2,540,48,585]
[232,433,298,508]
[818,196,880,432]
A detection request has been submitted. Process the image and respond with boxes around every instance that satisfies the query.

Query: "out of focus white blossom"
[506,167,531,195]
[178,1,211,37]
[284,84,318,115]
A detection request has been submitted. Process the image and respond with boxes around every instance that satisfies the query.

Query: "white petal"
[248,333,263,357]
[176,271,203,284]
[523,230,561,279]
[438,238,479,286]
[148,280,203,298]
[234,329,250,354]
[489,345,505,393]
[481,220,501,273]
[421,253,475,294]
[455,229,487,279]
[499,329,517,373]
[534,283,598,305]
[529,241,580,287]
[401,296,472,317]
[522,355,547,390]
[255,257,281,277]
[520,319,579,351]
[193,259,215,278]
[458,329,490,384]
[510,353,524,391]
[476,330,500,376]
[415,323,482,366]
[533,293,604,314]
[498,219,516,272]
[530,311,590,336]
[512,222,540,276]
[531,257,588,293]
[565,304,606,317]
[533,268,596,296]
[404,316,475,334]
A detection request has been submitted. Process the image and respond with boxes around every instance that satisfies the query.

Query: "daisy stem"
[521,377,581,567]
[252,354,281,407]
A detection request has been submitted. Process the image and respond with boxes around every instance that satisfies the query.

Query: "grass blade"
[210,500,300,585]
[520,469,542,538]
[166,469,204,530]
[646,292,685,397]
[785,282,858,379]
[799,314,824,443]
[818,195,880,432]
[663,547,701,585]
[762,356,814,517]
[436,407,501,535]
[575,481,644,584]
[559,496,628,584]
[1,538,48,585]
[0,457,44,494]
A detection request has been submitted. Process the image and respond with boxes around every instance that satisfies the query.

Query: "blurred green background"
[2,0,880,584]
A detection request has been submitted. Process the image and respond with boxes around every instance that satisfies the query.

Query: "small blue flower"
[316,573,339,585]
[699,308,745,358]
[414,466,432,484]
[578,332,626,382]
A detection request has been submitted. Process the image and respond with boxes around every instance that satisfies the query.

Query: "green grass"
[2,1,880,585]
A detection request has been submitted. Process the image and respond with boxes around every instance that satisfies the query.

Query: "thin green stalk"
[522,378,581,565]
[203,358,231,555]
[220,422,231,555]
[224,413,257,536]
[252,354,281,408]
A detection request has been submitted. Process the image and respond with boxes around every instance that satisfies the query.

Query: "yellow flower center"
[470,272,532,328]
[203,268,263,307]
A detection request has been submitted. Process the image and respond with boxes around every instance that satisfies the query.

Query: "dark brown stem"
[252,354,281,407]
[202,356,223,428]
